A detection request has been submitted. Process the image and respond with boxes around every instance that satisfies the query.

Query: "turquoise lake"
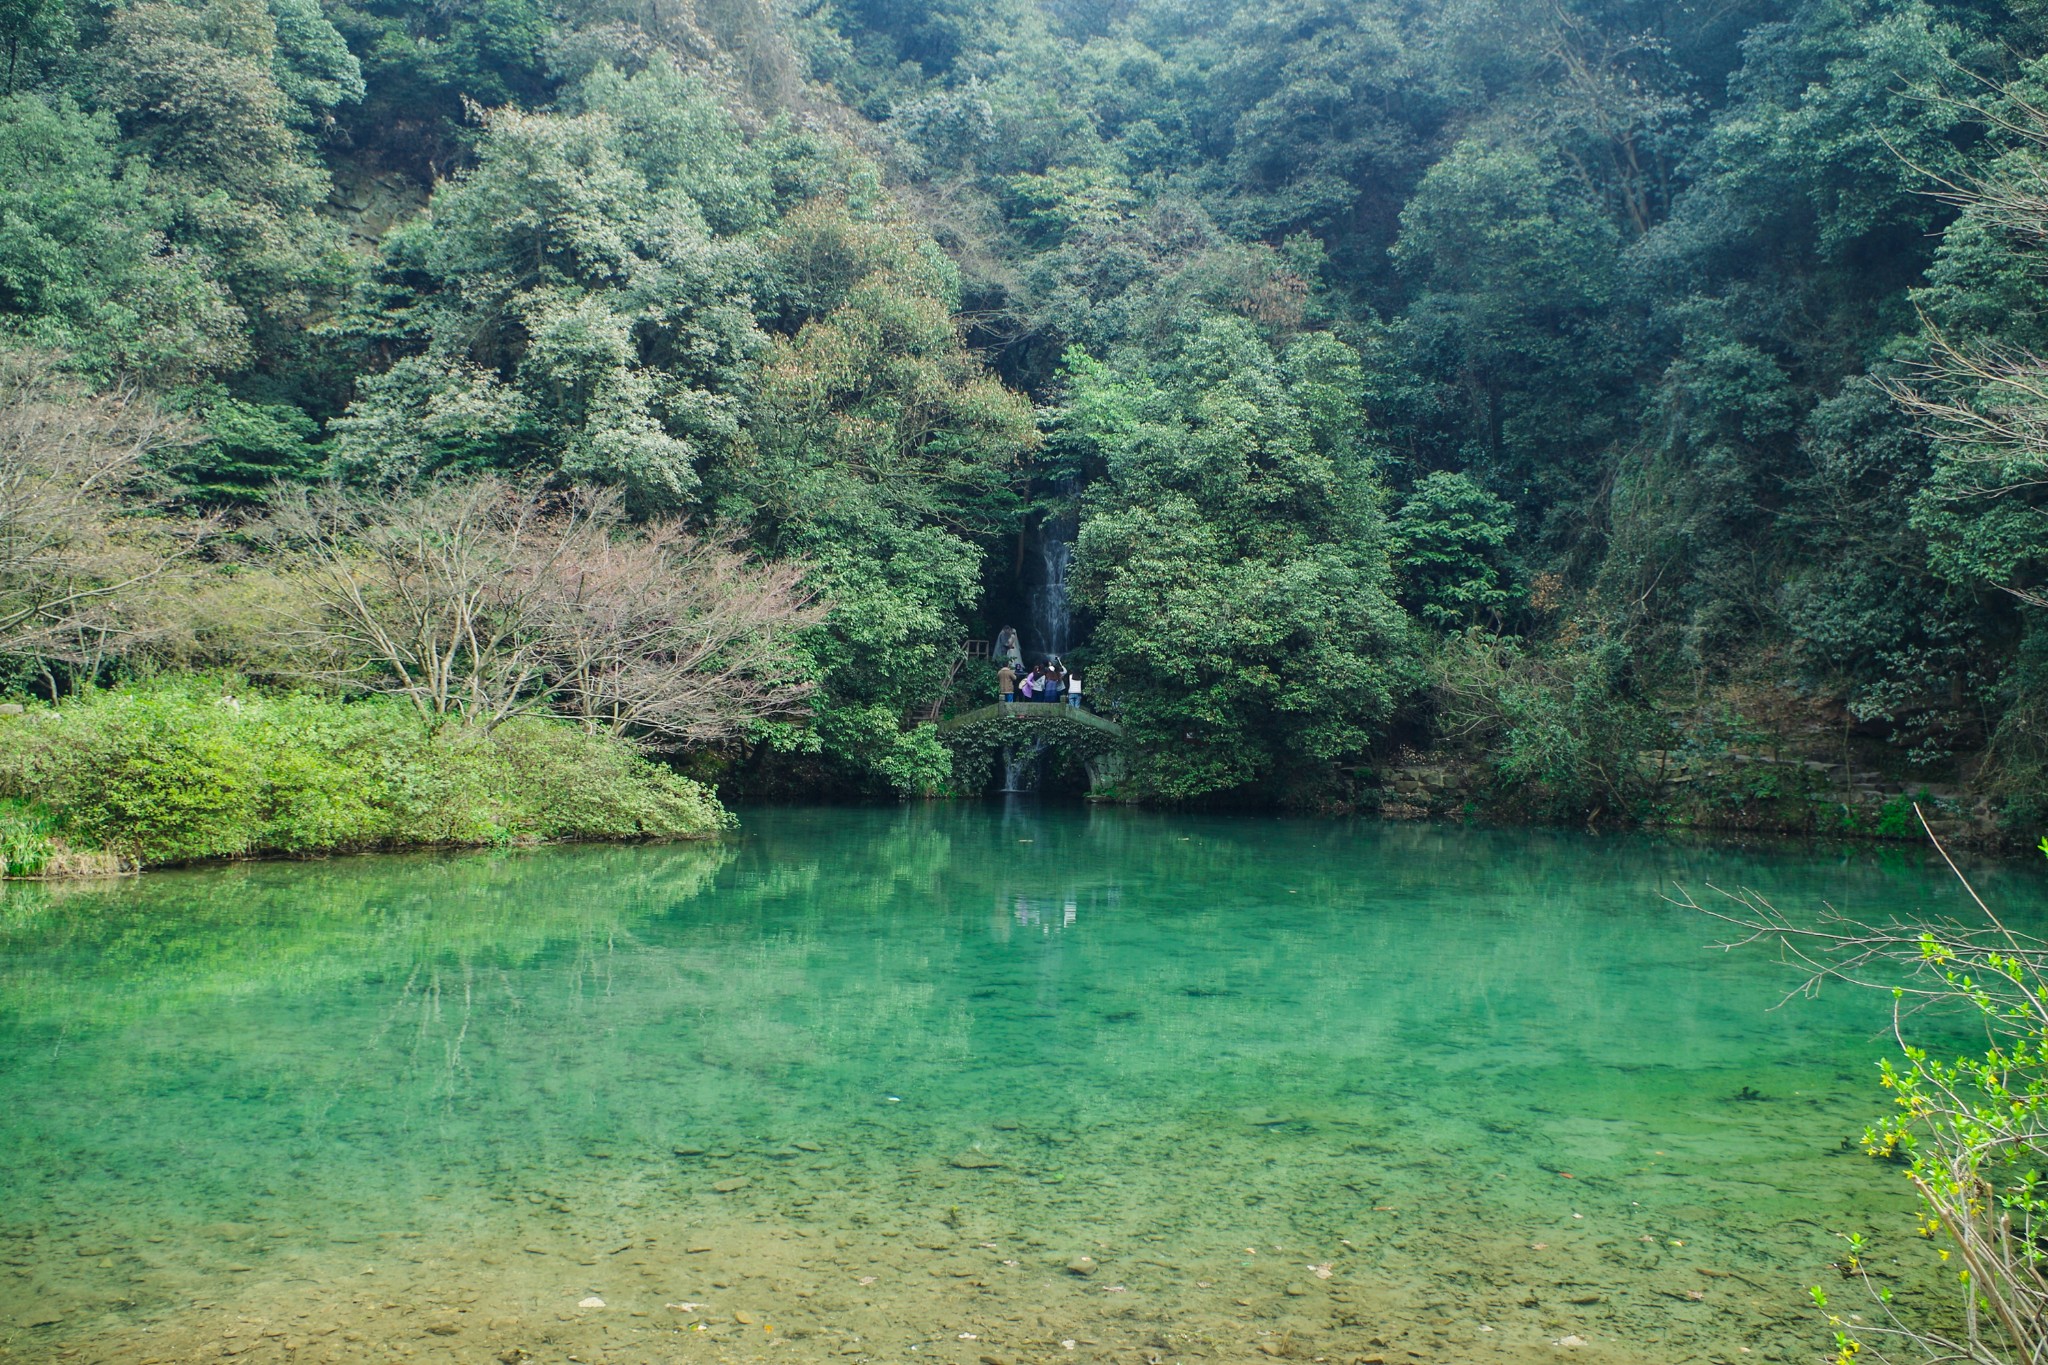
[2,804,2041,1365]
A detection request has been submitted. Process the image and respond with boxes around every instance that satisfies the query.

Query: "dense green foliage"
[0,682,730,870]
[7,0,2048,812]
[1064,320,1412,799]
[777,0,2048,812]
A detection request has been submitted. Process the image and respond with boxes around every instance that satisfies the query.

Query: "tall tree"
[1067,317,1414,801]
[328,79,766,509]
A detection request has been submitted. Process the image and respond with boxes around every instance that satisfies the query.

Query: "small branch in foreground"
[1676,810,2048,1364]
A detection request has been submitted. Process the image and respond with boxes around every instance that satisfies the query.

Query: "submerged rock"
[1066,1256,1096,1276]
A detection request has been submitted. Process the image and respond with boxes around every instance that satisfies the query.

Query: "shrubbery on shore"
[0,681,732,875]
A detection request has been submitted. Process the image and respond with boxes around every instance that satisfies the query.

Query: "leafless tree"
[271,478,591,728]
[270,477,823,742]
[541,522,822,746]
[1884,331,2048,492]
[0,349,196,687]
[1875,83,2048,474]
[1872,86,2048,622]
[1890,73,2048,247]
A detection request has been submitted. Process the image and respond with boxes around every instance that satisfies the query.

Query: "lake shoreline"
[2,827,731,881]
[5,792,2023,884]
[0,683,735,879]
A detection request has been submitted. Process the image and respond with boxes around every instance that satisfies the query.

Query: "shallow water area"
[1,805,2039,1365]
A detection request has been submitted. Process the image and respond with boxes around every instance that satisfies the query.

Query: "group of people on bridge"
[998,658,1082,709]
[991,626,1084,710]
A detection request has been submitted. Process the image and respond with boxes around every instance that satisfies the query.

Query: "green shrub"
[0,681,732,870]
[477,719,731,841]
[1428,630,1657,821]
[0,800,57,877]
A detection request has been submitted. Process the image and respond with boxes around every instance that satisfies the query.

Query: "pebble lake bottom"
[1,805,2038,1365]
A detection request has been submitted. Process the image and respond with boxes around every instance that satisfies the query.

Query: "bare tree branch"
[1676,809,2048,1363]
[0,348,201,677]
[267,476,825,743]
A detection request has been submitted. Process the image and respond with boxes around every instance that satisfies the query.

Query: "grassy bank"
[0,682,732,876]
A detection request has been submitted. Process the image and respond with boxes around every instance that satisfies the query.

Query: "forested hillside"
[5,0,2048,828]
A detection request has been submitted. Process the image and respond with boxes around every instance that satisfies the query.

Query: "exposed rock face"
[324,164,430,253]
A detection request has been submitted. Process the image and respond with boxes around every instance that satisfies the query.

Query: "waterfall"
[1027,489,1078,662]
[1035,538,1072,659]
[1000,738,1047,793]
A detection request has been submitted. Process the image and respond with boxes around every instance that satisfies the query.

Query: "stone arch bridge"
[931,702,1126,794]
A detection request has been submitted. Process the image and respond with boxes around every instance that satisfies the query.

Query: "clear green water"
[0,806,2040,1365]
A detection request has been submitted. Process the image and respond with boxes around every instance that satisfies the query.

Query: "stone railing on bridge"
[935,701,1123,737]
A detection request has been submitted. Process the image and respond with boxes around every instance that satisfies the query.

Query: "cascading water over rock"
[1027,487,1079,664]
[1033,538,1072,660]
